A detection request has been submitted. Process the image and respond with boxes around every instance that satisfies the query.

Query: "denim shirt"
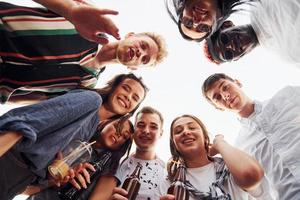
[236,86,300,200]
[0,89,102,179]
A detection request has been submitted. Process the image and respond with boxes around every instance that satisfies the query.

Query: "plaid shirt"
[185,157,232,200]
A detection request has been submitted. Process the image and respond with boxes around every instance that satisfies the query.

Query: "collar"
[238,100,262,124]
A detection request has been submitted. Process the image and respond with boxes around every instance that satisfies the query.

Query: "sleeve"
[247,176,278,200]
[0,89,102,148]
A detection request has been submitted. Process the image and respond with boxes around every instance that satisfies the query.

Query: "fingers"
[93,36,109,45]
[112,187,128,197]
[83,162,96,172]
[99,8,119,16]
[68,169,75,179]
[70,178,81,190]
[77,173,87,189]
[82,168,91,184]
[97,16,120,40]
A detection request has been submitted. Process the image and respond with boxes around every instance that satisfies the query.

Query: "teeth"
[183,138,194,144]
[118,98,126,108]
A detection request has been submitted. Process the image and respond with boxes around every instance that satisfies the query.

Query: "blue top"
[0,89,102,179]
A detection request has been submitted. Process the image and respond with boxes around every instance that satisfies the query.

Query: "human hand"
[209,134,226,156]
[109,187,128,200]
[48,151,74,187]
[160,194,175,200]
[68,4,120,44]
[69,162,96,189]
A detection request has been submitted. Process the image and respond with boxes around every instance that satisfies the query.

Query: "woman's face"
[100,120,132,150]
[171,116,206,156]
[180,0,219,40]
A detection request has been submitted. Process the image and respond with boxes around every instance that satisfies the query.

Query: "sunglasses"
[181,17,212,34]
[219,33,234,61]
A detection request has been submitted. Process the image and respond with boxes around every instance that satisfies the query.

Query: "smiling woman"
[157,114,267,200]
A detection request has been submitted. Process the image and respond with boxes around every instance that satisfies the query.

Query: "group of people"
[0,0,300,200]
[166,0,300,66]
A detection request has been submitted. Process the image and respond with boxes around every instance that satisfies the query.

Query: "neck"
[238,100,255,118]
[184,155,211,168]
[183,149,211,168]
[134,148,156,160]
[98,104,116,121]
[82,42,120,70]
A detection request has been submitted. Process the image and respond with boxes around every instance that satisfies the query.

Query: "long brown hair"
[93,115,134,174]
[168,114,213,180]
[94,73,149,120]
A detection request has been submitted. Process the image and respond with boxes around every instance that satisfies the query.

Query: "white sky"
[1,1,300,199]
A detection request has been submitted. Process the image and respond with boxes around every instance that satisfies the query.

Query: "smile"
[117,97,128,108]
[182,138,195,144]
[128,47,135,60]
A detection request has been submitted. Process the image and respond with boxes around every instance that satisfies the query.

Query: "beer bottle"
[121,162,142,200]
[167,164,189,200]
[58,151,112,200]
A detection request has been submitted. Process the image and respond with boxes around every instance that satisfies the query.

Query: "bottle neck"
[130,163,142,179]
[174,165,186,182]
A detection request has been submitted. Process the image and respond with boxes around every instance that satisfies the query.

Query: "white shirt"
[251,0,300,66]
[158,162,266,200]
[236,86,300,200]
[115,155,166,200]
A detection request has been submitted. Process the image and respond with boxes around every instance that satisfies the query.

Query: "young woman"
[159,114,270,200]
[0,73,147,200]
[26,116,134,200]
[165,0,257,42]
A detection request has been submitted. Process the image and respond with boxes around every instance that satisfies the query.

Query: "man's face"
[212,25,257,62]
[134,113,162,151]
[107,78,145,115]
[180,0,218,40]
[206,78,248,113]
[116,34,159,69]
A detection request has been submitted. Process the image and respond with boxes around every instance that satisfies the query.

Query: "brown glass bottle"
[121,162,142,200]
[167,164,189,200]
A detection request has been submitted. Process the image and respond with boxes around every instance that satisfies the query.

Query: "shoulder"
[68,89,102,105]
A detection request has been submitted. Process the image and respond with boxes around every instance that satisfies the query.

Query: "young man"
[202,73,300,199]
[0,73,148,200]
[165,0,253,42]
[91,106,166,200]
[0,2,167,104]
[204,0,300,65]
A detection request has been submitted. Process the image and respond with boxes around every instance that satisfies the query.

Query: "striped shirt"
[0,2,103,104]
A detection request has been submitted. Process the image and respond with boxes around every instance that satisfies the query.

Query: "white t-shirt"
[158,162,269,200]
[115,155,166,200]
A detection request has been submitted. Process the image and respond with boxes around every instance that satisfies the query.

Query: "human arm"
[0,131,22,157]
[7,91,50,105]
[32,0,120,44]
[211,135,264,190]
[0,90,101,149]
[89,175,118,200]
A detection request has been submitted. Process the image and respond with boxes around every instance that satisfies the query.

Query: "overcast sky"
[1,1,300,199]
